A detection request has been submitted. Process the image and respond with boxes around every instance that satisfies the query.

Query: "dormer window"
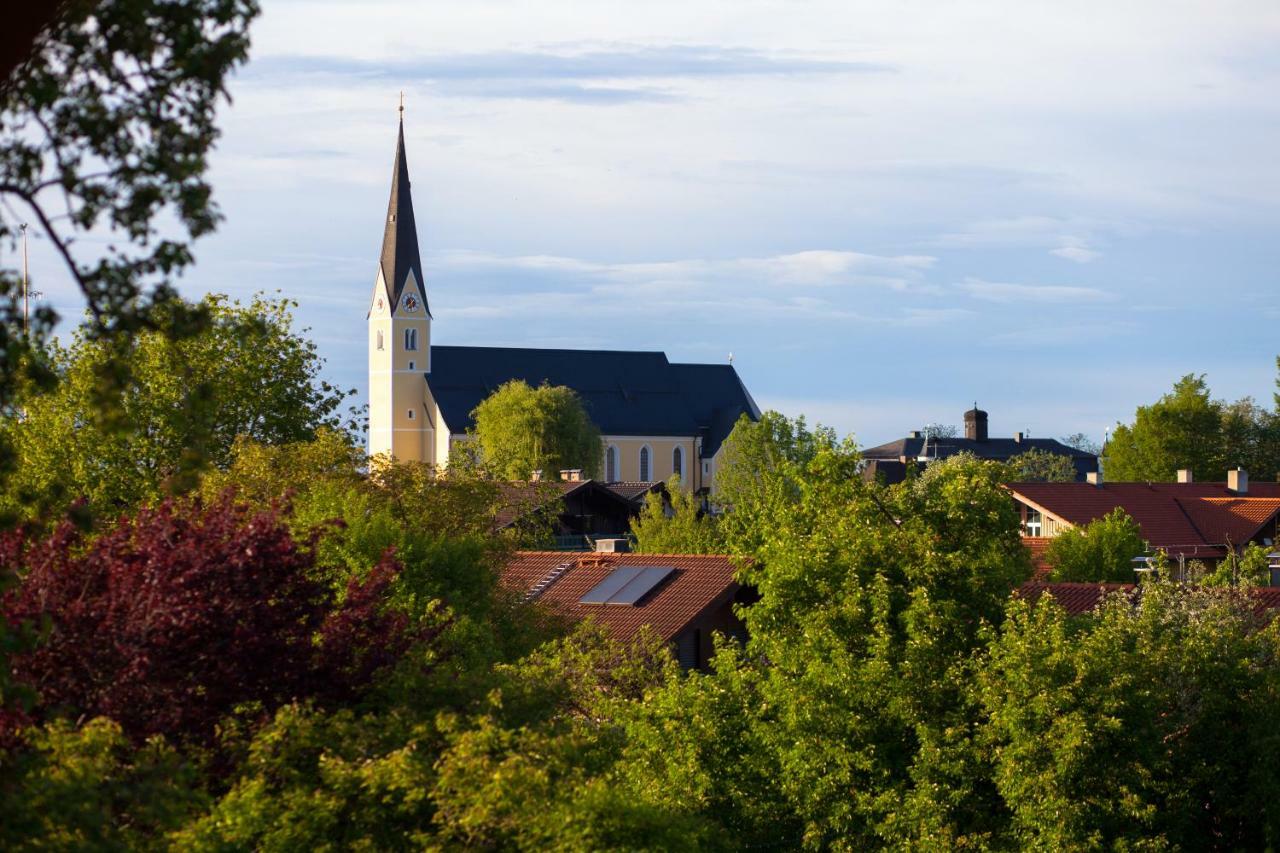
[404,328,418,351]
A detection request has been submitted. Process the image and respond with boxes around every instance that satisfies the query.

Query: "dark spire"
[379,104,429,316]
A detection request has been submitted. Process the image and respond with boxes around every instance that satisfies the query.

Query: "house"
[501,550,751,669]
[1018,579,1280,617]
[860,406,1098,485]
[494,479,644,544]
[366,111,760,492]
[1007,469,1280,565]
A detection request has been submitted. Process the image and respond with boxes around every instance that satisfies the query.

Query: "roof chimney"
[1087,471,1103,487]
[560,469,582,482]
[908,430,922,439]
[964,405,988,442]
[594,538,630,554]
[530,469,543,482]
[1014,431,1024,443]
[1228,467,1248,495]
[1176,469,1193,484]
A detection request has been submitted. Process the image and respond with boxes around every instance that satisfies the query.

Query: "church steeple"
[379,102,429,316]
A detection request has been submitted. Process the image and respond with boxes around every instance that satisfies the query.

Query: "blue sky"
[19,0,1280,445]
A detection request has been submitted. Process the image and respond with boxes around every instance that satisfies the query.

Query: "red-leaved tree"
[1,496,435,742]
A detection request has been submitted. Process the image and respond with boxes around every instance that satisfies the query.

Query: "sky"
[18,0,1280,446]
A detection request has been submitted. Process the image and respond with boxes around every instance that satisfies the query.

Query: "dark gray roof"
[428,346,758,458]
[861,435,1099,480]
[378,118,429,316]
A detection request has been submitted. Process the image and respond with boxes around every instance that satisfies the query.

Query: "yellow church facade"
[367,116,758,493]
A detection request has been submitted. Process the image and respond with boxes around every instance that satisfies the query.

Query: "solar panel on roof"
[578,566,643,604]
[579,566,676,606]
[604,566,675,606]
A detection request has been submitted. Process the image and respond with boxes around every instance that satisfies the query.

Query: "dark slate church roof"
[378,117,429,316]
[428,346,759,458]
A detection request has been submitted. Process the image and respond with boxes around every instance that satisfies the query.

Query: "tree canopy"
[1105,371,1280,482]
[1045,507,1148,582]
[471,380,603,481]
[0,294,351,523]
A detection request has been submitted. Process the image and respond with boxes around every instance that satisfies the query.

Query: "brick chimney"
[1228,467,1249,495]
[1176,469,1193,484]
[964,405,988,442]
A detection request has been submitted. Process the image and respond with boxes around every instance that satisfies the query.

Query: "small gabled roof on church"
[378,116,429,316]
[427,346,758,458]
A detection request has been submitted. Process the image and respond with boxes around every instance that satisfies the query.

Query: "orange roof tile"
[501,551,742,643]
[1007,482,1280,557]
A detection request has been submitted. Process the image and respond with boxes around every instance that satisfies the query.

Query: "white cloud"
[1050,245,1102,263]
[958,277,1114,304]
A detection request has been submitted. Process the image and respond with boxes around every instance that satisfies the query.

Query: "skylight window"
[579,566,675,606]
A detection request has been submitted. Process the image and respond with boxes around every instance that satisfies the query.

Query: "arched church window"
[606,445,618,482]
[376,330,384,351]
[639,446,651,481]
[673,446,683,480]
[404,328,417,351]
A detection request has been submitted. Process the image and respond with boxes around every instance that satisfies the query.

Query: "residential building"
[1008,469,1280,564]
[501,550,751,670]
[367,113,759,491]
[860,406,1098,485]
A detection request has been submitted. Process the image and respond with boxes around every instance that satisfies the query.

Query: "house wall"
[673,587,751,670]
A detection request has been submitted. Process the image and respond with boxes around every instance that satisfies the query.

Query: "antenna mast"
[20,223,29,336]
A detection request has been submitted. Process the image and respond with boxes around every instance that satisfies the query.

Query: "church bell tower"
[368,101,432,462]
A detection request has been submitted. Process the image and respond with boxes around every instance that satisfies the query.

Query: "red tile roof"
[501,551,741,643]
[1019,582,1280,618]
[1017,581,1136,615]
[1008,482,1280,557]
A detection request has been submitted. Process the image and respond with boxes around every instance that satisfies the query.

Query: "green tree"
[0,718,204,850]
[714,411,845,555]
[1105,374,1223,481]
[0,0,260,490]
[1003,448,1079,482]
[630,478,724,555]
[1201,542,1273,588]
[1044,508,1147,582]
[639,451,1030,847]
[1,294,351,522]
[982,581,1280,849]
[471,380,603,481]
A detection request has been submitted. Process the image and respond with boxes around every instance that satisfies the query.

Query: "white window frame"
[404,328,417,351]
[638,444,652,482]
[407,409,415,421]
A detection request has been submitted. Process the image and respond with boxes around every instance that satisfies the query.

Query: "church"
[367,114,760,492]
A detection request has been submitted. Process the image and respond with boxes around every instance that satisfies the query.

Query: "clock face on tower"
[402,294,419,313]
